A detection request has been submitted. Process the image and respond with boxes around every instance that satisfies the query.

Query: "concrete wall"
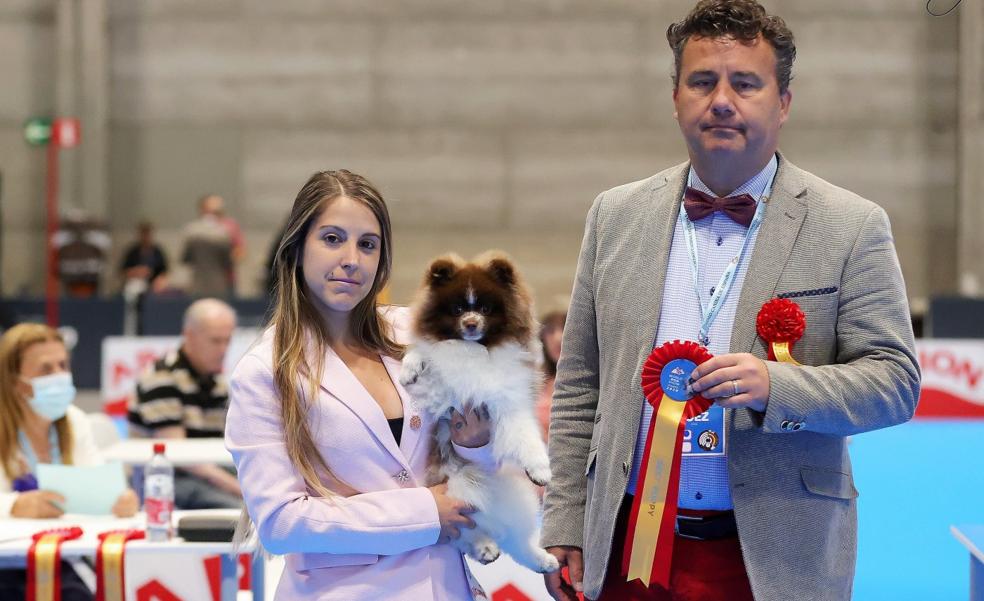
[0,0,964,311]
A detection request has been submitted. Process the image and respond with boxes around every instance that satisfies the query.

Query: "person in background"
[128,298,242,509]
[181,197,234,297]
[0,323,138,600]
[536,310,567,441]
[120,221,169,293]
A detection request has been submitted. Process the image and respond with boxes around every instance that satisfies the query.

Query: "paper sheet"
[36,462,126,515]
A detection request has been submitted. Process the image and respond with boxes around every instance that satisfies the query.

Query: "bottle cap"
[153,442,166,455]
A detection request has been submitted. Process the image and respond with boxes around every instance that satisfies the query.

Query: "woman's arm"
[226,353,442,556]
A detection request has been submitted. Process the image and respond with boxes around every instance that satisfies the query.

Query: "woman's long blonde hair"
[271,170,402,497]
[0,323,74,480]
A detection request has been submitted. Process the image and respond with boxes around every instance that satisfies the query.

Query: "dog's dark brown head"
[412,251,534,347]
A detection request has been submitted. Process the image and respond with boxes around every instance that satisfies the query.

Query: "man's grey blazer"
[541,154,920,601]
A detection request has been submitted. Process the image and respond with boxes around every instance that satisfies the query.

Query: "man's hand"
[544,545,583,601]
[690,352,770,412]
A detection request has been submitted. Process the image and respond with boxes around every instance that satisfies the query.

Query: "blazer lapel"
[730,154,809,354]
[319,349,411,472]
[381,354,425,465]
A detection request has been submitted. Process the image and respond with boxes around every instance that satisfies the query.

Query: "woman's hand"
[10,490,65,519]
[111,488,139,518]
[449,406,492,448]
[428,482,476,544]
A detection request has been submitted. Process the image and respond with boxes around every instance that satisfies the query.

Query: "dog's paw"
[473,541,501,565]
[525,464,552,487]
[398,359,427,388]
[534,550,561,574]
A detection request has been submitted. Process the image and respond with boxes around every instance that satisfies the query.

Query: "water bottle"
[144,442,174,542]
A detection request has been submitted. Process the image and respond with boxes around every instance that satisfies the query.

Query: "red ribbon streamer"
[27,526,84,601]
[96,529,146,601]
[623,340,713,588]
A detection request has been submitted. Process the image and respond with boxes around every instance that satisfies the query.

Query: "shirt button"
[695,492,703,500]
[716,236,723,246]
[709,286,716,296]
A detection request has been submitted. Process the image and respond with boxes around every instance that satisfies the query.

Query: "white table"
[102,438,233,467]
[0,510,261,600]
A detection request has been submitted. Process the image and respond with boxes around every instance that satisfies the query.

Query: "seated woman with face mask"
[0,323,139,518]
[0,324,139,599]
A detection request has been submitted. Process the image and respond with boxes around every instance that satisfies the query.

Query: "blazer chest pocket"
[295,552,380,573]
[800,467,858,500]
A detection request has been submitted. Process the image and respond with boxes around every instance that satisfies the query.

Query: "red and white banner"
[914,339,984,418]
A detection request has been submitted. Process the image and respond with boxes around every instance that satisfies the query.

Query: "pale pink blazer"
[225,307,487,600]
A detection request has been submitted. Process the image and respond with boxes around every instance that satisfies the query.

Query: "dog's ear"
[486,257,516,287]
[428,258,458,287]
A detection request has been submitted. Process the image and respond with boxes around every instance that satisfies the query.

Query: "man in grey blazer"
[541,1,920,600]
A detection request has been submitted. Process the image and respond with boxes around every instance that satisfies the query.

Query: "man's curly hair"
[667,0,796,94]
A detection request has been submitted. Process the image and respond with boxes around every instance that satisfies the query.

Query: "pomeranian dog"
[399,251,559,574]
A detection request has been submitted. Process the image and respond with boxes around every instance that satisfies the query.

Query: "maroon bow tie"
[683,187,757,227]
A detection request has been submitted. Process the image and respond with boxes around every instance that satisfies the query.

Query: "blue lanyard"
[679,194,767,347]
[18,426,62,473]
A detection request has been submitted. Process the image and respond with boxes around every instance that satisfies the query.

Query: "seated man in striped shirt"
[128,298,242,509]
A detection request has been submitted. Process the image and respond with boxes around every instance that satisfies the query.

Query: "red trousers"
[593,497,755,601]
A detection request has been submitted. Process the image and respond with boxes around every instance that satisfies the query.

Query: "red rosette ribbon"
[96,529,145,601]
[623,340,713,589]
[27,526,84,601]
[756,298,806,363]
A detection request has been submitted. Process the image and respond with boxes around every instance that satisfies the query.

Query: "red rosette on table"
[622,340,713,589]
[27,526,84,601]
[756,298,806,364]
[96,529,145,601]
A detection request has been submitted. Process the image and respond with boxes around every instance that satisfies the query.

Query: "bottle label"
[145,497,173,530]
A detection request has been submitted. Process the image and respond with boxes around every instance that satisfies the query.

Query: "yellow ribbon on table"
[96,529,145,601]
[27,526,83,601]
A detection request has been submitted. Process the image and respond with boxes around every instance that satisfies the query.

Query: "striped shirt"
[627,154,778,510]
[128,348,229,438]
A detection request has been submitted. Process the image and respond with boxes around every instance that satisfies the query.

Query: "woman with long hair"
[0,323,138,600]
[225,170,494,600]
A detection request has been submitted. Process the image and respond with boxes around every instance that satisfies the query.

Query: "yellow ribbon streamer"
[627,394,687,585]
[772,341,801,365]
[33,536,60,601]
[100,534,128,601]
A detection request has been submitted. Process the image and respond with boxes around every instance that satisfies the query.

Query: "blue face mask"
[25,372,76,421]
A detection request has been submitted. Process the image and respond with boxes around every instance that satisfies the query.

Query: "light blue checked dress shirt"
[627,154,778,510]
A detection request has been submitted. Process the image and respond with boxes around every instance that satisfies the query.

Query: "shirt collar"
[686,153,779,201]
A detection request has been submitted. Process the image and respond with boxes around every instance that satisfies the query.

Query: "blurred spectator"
[199,194,245,263]
[0,323,139,600]
[536,310,567,441]
[53,211,111,298]
[181,197,233,297]
[127,298,241,509]
[120,221,168,291]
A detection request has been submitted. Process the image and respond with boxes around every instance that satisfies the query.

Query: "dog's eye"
[479,304,491,315]
[452,304,464,315]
